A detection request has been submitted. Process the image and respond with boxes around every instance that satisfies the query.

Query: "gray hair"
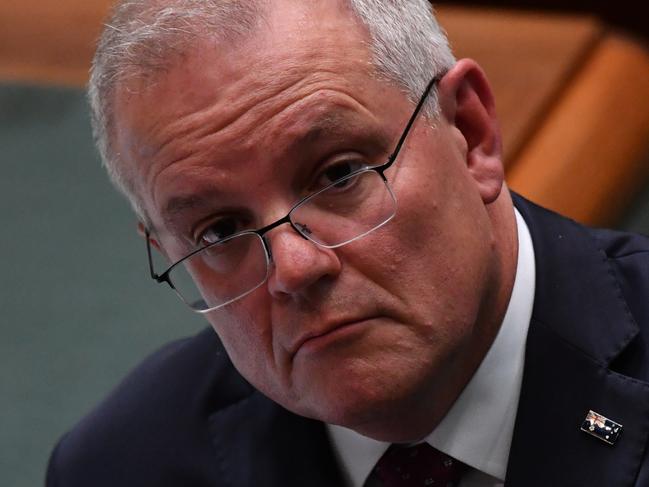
[88,0,456,220]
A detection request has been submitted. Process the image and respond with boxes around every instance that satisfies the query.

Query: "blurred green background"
[0,83,206,487]
[1,82,648,487]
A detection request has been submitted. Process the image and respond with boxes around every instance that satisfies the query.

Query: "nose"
[265,226,342,299]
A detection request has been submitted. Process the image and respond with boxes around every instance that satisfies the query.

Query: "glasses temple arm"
[144,229,163,281]
[383,75,442,171]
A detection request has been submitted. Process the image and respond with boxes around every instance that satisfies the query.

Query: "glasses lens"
[290,170,396,248]
[167,232,269,312]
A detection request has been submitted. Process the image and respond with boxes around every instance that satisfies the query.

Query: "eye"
[199,216,245,246]
[314,158,366,190]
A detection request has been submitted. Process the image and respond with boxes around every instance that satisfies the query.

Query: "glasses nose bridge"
[258,210,314,263]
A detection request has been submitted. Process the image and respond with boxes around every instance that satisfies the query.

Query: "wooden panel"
[507,35,649,226]
[0,0,113,85]
[437,6,603,164]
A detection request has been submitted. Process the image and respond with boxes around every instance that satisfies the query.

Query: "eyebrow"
[161,192,218,234]
[295,114,345,144]
[286,112,391,154]
[164,194,211,218]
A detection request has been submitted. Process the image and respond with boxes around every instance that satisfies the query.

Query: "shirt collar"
[327,208,536,487]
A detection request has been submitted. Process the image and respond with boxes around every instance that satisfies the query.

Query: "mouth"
[291,318,375,359]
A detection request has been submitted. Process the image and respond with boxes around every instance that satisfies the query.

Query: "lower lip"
[296,320,373,357]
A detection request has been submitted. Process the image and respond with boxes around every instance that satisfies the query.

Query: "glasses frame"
[145,74,442,310]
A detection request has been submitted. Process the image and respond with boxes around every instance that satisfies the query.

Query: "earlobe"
[438,59,504,205]
[137,221,162,252]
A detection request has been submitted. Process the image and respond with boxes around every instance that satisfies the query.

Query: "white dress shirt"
[327,209,536,487]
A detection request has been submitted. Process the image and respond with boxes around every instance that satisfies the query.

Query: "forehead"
[116,0,375,117]
[112,0,405,231]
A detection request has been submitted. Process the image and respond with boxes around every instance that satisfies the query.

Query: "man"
[47,1,649,486]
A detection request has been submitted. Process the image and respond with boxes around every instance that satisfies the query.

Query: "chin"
[310,391,435,443]
[285,357,438,440]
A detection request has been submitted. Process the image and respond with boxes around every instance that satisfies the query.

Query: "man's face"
[115,1,507,441]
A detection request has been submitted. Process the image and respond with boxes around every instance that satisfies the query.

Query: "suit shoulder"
[84,326,250,411]
[592,226,649,260]
[590,227,649,301]
[47,327,253,486]
[513,192,649,265]
[586,227,649,379]
[595,226,649,304]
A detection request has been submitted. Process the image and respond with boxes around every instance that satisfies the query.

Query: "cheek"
[206,296,279,387]
[358,173,494,336]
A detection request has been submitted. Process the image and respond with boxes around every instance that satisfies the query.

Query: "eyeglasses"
[146,75,441,312]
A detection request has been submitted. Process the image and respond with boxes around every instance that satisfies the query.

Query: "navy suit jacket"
[46,195,649,486]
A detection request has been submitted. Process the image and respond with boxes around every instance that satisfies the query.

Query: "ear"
[437,59,504,204]
[137,221,162,252]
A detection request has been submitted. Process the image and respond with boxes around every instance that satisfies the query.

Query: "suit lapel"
[208,391,344,487]
[506,196,649,486]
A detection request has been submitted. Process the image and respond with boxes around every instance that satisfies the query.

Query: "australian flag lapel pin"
[581,410,623,445]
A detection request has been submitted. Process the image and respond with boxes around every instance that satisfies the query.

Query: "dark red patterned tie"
[373,443,467,487]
